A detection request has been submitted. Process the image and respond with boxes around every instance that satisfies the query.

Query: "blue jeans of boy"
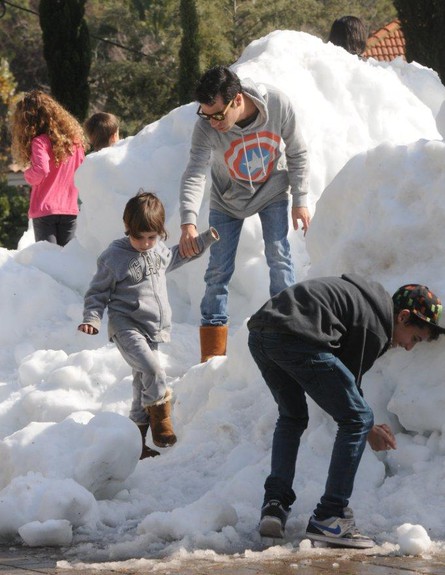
[201,200,295,326]
[248,330,374,519]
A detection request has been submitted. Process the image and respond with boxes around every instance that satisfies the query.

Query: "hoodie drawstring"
[241,135,253,190]
[242,132,267,191]
[255,132,267,177]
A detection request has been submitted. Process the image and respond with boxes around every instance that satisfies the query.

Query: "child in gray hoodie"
[78,190,218,458]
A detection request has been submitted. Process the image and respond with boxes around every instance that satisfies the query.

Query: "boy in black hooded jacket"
[248,274,445,548]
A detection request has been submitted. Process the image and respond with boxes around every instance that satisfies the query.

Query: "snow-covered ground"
[2,30,445,563]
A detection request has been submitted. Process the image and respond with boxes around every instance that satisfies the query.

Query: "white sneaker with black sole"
[305,507,375,549]
[259,499,289,539]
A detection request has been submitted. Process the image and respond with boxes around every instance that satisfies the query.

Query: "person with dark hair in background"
[179,65,310,363]
[328,16,368,56]
[84,112,120,152]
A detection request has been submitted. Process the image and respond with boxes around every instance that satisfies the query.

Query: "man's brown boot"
[137,423,160,459]
[145,389,177,448]
[199,325,228,362]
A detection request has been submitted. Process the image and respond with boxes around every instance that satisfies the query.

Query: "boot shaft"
[145,398,177,448]
[199,325,228,362]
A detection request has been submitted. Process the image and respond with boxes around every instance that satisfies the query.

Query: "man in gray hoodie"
[179,65,310,362]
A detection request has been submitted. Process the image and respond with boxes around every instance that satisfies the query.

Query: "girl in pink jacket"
[11,90,87,246]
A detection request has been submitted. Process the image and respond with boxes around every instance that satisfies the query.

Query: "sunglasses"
[196,99,234,122]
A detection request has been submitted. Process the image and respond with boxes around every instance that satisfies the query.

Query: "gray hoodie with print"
[180,78,309,227]
[82,229,217,342]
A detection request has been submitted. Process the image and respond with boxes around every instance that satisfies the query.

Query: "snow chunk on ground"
[396,523,432,555]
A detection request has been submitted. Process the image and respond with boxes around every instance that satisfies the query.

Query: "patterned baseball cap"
[392,284,445,333]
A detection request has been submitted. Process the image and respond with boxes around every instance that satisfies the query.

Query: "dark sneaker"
[259,500,289,538]
[305,507,375,549]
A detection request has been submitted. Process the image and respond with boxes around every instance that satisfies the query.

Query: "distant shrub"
[0,178,29,249]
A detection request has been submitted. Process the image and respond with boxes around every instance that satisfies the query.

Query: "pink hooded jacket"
[24,134,85,218]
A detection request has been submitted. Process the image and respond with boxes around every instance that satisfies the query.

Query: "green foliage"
[0,179,29,249]
[178,0,201,104]
[0,58,17,172]
[86,0,179,136]
[89,59,178,135]
[0,0,397,132]
[196,0,396,66]
[129,0,175,40]
[39,0,91,120]
[394,0,445,84]
[0,1,48,92]
[0,58,17,104]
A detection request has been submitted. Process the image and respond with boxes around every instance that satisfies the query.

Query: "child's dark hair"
[123,190,167,240]
[328,16,367,56]
[84,112,119,152]
[392,283,445,342]
[393,310,440,341]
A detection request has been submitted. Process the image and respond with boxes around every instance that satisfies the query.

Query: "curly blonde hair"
[10,90,87,166]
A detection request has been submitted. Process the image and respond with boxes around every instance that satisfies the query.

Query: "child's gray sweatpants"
[112,328,168,425]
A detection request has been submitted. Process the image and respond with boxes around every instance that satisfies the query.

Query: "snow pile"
[0,30,444,559]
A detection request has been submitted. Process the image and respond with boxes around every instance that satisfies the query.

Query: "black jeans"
[33,215,77,246]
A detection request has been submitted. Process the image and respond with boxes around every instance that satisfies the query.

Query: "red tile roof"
[364,19,406,61]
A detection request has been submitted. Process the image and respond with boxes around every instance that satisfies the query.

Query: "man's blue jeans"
[201,200,295,326]
[248,330,374,518]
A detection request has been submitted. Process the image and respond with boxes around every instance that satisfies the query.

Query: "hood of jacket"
[341,273,393,343]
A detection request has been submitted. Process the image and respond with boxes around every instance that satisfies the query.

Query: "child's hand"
[78,323,98,335]
[367,424,396,451]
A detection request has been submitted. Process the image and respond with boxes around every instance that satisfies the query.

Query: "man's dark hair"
[194,65,242,106]
[328,16,367,56]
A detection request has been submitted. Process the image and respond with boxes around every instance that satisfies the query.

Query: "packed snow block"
[0,412,140,498]
[18,519,73,547]
[18,349,68,388]
[73,412,141,499]
[16,345,129,427]
[396,523,432,555]
[0,251,79,354]
[137,492,238,541]
[0,473,98,540]
[308,139,445,285]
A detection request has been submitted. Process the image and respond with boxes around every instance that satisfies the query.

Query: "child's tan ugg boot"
[199,324,228,362]
[144,389,177,448]
[137,423,160,459]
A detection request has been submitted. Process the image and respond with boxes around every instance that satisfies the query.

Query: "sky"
[2,29,445,568]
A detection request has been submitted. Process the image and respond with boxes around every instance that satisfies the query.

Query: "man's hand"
[78,324,98,335]
[179,224,200,258]
[367,424,397,451]
[292,206,311,236]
